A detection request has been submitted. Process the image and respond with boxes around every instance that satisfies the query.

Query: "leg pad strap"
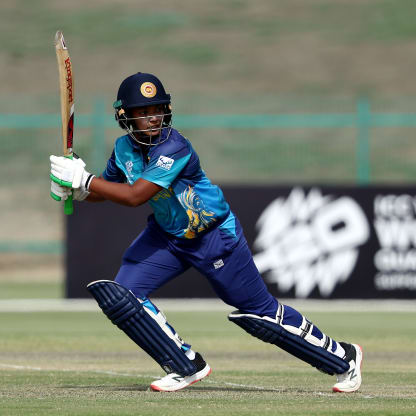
[87,280,196,377]
[228,311,349,375]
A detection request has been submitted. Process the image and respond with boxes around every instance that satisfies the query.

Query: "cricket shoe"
[332,343,363,393]
[150,352,211,392]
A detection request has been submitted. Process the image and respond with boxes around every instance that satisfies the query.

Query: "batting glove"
[50,181,72,201]
[73,187,90,201]
[50,181,90,202]
[50,155,95,190]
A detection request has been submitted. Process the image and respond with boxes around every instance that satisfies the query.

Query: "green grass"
[0,281,62,299]
[2,0,416,246]
[4,0,416,59]
[0,309,415,415]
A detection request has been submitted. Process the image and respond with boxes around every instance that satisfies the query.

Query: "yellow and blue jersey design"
[178,185,217,239]
[102,129,235,239]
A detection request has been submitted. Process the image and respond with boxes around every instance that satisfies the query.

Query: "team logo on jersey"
[140,82,157,98]
[156,155,174,171]
[213,259,224,269]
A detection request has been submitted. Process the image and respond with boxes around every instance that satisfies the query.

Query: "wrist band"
[85,174,95,191]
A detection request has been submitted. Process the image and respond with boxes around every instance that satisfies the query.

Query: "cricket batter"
[50,72,363,392]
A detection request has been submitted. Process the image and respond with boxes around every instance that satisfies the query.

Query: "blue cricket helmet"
[113,72,173,146]
[114,72,171,109]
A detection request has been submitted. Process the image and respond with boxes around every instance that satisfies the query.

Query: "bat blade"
[54,30,74,215]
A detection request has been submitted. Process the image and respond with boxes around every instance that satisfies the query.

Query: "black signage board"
[67,186,416,299]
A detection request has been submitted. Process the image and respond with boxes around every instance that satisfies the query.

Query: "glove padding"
[50,181,90,202]
[50,155,95,190]
[73,187,90,201]
[50,181,71,201]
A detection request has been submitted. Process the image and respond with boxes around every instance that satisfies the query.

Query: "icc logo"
[125,161,134,182]
[253,188,370,297]
[125,161,133,172]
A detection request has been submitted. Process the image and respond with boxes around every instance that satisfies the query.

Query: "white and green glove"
[50,155,94,202]
[50,155,95,190]
[50,181,71,201]
[50,181,90,202]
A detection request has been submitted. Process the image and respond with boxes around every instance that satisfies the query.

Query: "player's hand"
[50,180,89,202]
[50,155,95,190]
[50,181,72,201]
[73,187,90,201]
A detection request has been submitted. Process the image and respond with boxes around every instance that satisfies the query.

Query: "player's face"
[131,105,164,137]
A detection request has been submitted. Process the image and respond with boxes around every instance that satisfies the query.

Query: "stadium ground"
[0,298,415,415]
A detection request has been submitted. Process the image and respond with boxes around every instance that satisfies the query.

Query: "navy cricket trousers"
[115,215,278,318]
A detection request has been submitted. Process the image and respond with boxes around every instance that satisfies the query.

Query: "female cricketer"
[49,72,363,392]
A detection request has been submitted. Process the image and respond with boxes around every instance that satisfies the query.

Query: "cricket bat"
[54,30,74,215]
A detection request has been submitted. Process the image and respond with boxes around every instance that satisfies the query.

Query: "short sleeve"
[141,141,191,189]
[102,150,125,183]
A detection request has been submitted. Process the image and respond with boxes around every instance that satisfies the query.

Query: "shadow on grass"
[58,383,317,394]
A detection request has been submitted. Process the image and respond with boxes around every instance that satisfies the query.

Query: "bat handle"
[64,193,74,215]
[64,154,74,215]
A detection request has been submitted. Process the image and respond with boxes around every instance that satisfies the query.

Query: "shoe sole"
[333,344,363,393]
[150,365,212,392]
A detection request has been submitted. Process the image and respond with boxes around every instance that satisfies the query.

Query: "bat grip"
[64,193,74,215]
[64,155,74,215]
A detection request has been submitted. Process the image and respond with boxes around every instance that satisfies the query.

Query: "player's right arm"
[84,181,106,202]
[88,176,162,207]
[50,150,125,203]
[84,149,162,204]
[50,154,162,207]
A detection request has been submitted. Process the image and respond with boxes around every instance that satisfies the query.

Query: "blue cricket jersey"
[102,129,236,239]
